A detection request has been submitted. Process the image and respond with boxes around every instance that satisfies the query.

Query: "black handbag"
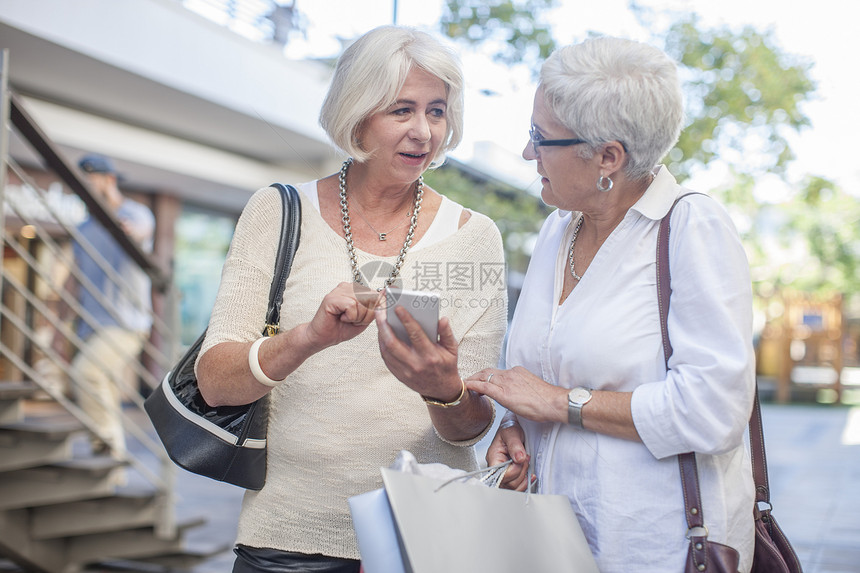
[657,194,801,573]
[145,183,301,490]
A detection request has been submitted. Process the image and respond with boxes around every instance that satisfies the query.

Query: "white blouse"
[506,166,756,572]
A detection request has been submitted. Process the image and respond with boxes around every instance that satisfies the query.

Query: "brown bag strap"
[748,390,770,504]
[656,193,708,565]
[656,192,770,541]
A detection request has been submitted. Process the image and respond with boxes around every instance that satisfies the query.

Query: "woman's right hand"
[198,283,379,407]
[487,422,531,491]
[304,282,381,350]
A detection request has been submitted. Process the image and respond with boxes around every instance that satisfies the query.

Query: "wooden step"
[0,400,22,426]
[107,541,233,569]
[0,457,127,510]
[30,493,167,540]
[0,382,39,426]
[67,518,207,567]
[0,508,66,573]
[0,382,38,401]
[0,419,83,472]
[0,416,82,438]
[0,558,28,571]
[1,511,206,573]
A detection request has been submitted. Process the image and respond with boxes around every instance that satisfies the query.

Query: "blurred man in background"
[57,153,154,458]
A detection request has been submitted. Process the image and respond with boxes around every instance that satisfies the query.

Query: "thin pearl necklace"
[338,158,423,289]
[567,215,584,281]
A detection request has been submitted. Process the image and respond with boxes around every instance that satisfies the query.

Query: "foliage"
[771,177,860,295]
[436,0,558,275]
[423,164,551,274]
[650,15,858,306]
[439,1,857,305]
[440,0,558,67]
[661,15,817,184]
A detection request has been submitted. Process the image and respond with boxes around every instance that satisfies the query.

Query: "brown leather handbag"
[657,194,802,573]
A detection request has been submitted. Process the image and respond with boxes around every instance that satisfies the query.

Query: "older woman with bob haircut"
[468,36,756,572]
[197,25,507,572]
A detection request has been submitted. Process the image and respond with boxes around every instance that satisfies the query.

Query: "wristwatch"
[567,386,593,429]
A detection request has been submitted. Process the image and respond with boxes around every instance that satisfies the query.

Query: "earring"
[597,175,613,192]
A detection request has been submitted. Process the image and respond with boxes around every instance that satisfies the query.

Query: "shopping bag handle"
[434,460,514,492]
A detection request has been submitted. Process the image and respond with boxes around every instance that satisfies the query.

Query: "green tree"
[636,10,860,337]
[772,177,860,295]
[440,0,558,67]
[651,17,859,301]
[437,1,558,277]
[659,14,817,184]
[440,2,860,307]
[423,164,551,275]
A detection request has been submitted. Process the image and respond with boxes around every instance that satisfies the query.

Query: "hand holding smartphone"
[385,288,440,345]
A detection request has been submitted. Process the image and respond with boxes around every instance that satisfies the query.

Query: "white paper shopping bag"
[376,467,598,573]
[348,487,407,573]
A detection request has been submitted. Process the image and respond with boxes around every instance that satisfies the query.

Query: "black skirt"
[232,545,361,573]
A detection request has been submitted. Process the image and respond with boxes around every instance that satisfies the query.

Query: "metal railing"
[0,49,179,537]
[181,0,296,43]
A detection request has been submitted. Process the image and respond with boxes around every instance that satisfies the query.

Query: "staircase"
[0,383,226,572]
[0,52,228,572]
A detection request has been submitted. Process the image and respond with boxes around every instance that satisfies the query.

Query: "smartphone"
[385,288,440,345]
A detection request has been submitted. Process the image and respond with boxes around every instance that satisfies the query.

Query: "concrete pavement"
[74,397,858,572]
[757,401,860,572]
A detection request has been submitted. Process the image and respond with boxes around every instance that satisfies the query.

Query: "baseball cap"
[78,154,118,175]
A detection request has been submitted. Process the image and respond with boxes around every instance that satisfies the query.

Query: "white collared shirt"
[506,166,756,572]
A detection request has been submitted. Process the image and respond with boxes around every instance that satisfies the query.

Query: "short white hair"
[319,26,464,165]
[540,36,684,180]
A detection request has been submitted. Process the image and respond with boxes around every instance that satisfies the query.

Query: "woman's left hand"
[466,366,567,424]
[486,422,531,491]
[375,305,462,401]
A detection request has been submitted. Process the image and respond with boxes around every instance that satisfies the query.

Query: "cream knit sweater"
[199,185,508,559]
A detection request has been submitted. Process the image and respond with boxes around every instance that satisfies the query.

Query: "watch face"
[569,387,592,404]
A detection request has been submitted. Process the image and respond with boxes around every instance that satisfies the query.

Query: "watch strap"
[567,387,592,428]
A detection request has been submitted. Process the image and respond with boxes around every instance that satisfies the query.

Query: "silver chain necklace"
[567,215,584,281]
[339,158,423,289]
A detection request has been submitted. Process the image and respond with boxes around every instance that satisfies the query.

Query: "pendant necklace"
[339,158,423,289]
[567,215,584,281]
[352,203,413,241]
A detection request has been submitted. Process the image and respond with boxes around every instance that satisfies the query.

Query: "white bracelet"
[499,418,519,430]
[248,337,287,387]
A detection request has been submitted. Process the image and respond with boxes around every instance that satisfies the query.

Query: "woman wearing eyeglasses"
[467,37,756,572]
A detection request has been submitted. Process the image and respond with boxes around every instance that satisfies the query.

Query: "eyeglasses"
[529,127,587,155]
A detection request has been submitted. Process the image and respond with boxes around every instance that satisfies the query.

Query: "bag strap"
[263,184,302,336]
[748,391,771,506]
[657,192,770,554]
[656,192,710,564]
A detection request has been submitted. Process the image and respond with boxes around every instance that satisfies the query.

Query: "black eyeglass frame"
[529,127,629,154]
[529,127,588,154]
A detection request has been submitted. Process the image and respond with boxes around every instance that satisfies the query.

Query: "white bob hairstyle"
[319,26,464,165]
[540,36,685,180]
